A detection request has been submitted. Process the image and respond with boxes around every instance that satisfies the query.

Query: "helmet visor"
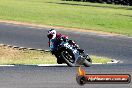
[47,34,53,39]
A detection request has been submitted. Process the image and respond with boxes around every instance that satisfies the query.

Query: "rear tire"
[61,49,75,67]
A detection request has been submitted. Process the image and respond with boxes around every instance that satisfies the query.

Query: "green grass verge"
[90,56,112,64]
[0,45,111,65]
[0,0,132,36]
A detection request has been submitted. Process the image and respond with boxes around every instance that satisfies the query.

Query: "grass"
[0,0,132,36]
[91,56,112,64]
[0,45,111,65]
[0,45,56,65]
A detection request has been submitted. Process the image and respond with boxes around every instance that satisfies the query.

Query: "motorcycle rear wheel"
[61,48,75,67]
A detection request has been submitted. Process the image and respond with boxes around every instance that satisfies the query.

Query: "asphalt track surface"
[0,22,132,88]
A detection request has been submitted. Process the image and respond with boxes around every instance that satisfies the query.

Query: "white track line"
[38,64,67,66]
[0,62,117,67]
[0,65,15,67]
[107,59,120,64]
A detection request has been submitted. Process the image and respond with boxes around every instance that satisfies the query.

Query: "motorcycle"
[51,41,92,67]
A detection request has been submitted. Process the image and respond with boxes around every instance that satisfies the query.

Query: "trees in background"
[65,0,132,6]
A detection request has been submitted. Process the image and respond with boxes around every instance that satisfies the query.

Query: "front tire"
[86,55,92,63]
[83,55,92,67]
[83,59,92,67]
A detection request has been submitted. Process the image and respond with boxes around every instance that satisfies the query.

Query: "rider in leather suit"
[47,29,83,64]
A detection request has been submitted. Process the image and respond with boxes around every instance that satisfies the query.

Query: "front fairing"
[60,41,80,59]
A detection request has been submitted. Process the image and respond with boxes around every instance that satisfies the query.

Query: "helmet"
[47,29,56,39]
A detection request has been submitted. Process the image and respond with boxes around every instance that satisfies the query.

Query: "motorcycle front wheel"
[83,54,92,67]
